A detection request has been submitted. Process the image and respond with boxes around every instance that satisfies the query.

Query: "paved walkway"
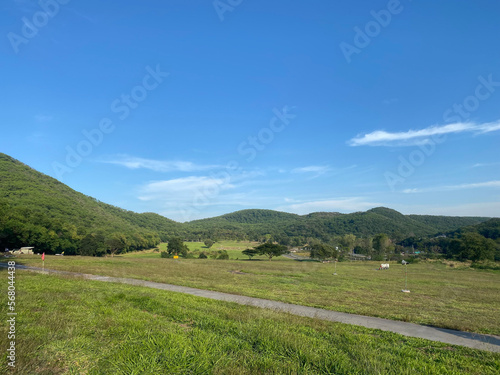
[4,263,500,353]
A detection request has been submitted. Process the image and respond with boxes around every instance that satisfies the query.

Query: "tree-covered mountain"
[0,153,181,255]
[184,206,489,243]
[0,153,493,255]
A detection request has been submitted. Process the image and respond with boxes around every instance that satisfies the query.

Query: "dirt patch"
[442,260,472,269]
[229,270,249,275]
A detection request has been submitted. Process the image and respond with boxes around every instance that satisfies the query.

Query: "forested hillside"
[0,153,181,255]
[399,218,500,262]
[185,207,489,243]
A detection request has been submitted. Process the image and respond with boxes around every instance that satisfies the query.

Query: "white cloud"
[403,180,500,194]
[471,162,500,168]
[348,120,500,147]
[291,165,330,175]
[101,155,220,172]
[136,170,271,221]
[277,197,380,215]
[139,176,234,201]
[393,202,500,218]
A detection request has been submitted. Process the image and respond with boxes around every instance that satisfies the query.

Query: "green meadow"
[122,241,266,260]
[1,271,499,374]
[8,246,500,336]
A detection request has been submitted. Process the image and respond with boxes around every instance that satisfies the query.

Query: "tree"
[340,234,356,254]
[242,248,259,259]
[309,242,337,261]
[204,239,215,248]
[459,232,495,261]
[354,236,373,256]
[167,237,188,257]
[255,243,288,261]
[79,233,106,257]
[106,234,127,257]
[372,233,393,260]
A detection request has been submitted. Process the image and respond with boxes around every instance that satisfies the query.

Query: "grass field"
[7,252,500,336]
[1,271,499,374]
[123,241,268,260]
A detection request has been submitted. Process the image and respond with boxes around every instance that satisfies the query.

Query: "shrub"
[217,250,229,260]
[471,261,500,270]
[198,253,208,259]
[406,257,420,264]
[160,251,171,258]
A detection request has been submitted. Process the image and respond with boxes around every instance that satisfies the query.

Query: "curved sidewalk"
[5,263,500,353]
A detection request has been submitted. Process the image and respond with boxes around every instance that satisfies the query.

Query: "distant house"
[13,247,34,255]
[349,253,370,261]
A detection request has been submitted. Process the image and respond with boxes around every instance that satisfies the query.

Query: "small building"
[13,247,35,255]
[349,253,370,261]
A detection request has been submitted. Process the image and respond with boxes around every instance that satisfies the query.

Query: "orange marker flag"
[42,252,45,261]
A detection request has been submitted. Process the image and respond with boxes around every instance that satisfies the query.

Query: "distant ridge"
[185,207,490,241]
[0,153,492,252]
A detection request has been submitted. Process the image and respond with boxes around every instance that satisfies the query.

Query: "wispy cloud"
[277,197,380,215]
[471,162,500,168]
[291,165,330,178]
[403,180,500,194]
[393,202,500,218]
[139,176,235,202]
[100,155,220,173]
[348,120,500,147]
[137,169,271,221]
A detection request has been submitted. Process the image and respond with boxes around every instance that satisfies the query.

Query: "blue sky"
[1,0,499,221]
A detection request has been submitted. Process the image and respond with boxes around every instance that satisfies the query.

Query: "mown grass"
[6,255,500,335]
[123,241,267,260]
[0,271,499,374]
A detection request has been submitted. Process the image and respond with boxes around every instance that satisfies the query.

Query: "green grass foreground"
[1,272,499,374]
[7,254,500,336]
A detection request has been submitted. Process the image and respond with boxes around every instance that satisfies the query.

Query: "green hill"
[449,217,500,240]
[185,206,489,243]
[0,153,492,254]
[0,153,181,254]
[214,209,301,224]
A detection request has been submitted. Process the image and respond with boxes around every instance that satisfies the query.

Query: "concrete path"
[4,263,500,353]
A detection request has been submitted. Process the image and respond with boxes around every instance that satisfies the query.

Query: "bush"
[160,251,171,258]
[471,261,500,270]
[217,250,229,260]
[406,257,420,264]
[198,253,208,259]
